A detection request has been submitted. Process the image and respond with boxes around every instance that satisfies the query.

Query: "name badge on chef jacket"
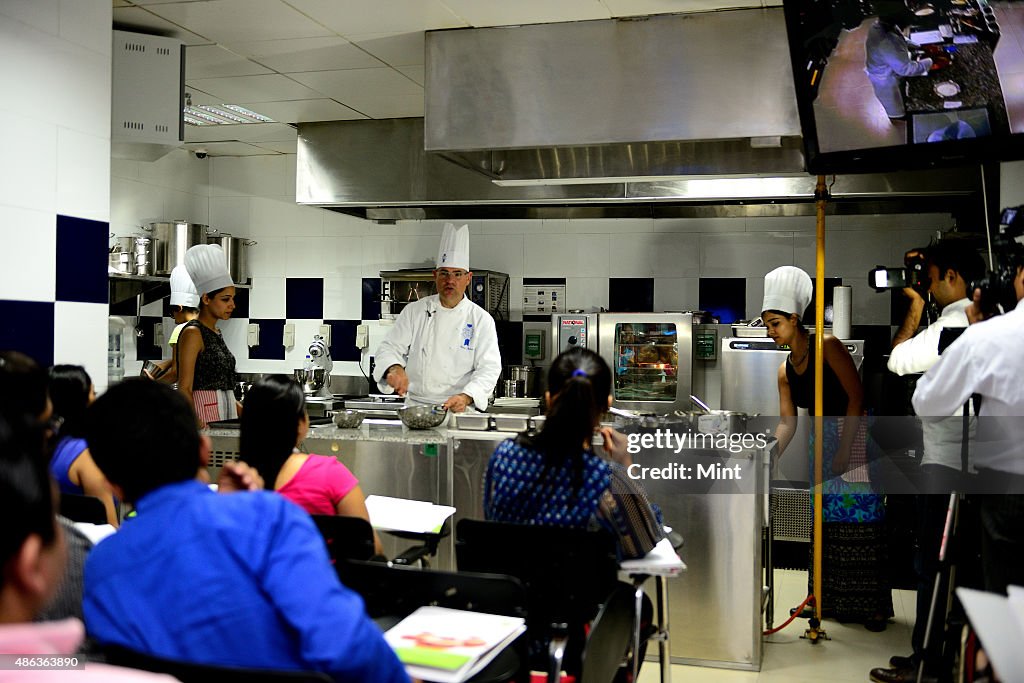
[461,323,474,349]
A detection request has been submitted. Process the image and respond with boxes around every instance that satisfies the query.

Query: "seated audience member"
[0,417,174,682]
[0,352,91,623]
[81,380,408,682]
[48,365,119,527]
[239,375,383,555]
[485,348,665,560]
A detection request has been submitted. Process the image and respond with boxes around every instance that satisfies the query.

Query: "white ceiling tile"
[185,44,272,78]
[227,36,382,72]
[238,99,368,123]
[333,92,424,119]
[396,65,424,86]
[184,141,280,156]
[600,0,761,16]
[187,73,324,102]
[441,0,610,27]
[144,0,333,43]
[289,67,422,99]
[347,32,424,66]
[113,6,211,45]
[251,139,299,154]
[288,0,467,35]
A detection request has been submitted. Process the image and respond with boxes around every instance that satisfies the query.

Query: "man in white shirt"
[373,224,502,413]
[913,239,1024,596]
[872,242,984,683]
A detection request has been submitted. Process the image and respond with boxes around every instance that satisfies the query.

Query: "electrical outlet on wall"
[247,323,260,347]
[318,324,331,346]
[283,323,295,349]
[355,324,369,349]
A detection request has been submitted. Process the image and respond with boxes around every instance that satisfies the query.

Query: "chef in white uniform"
[373,224,501,412]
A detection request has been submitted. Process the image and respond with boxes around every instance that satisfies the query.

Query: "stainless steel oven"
[597,312,694,414]
[380,268,510,320]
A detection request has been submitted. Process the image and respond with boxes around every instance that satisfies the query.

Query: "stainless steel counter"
[205,422,774,671]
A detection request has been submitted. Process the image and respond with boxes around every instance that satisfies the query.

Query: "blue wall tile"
[285,278,324,319]
[0,300,54,367]
[699,277,746,324]
[135,316,164,361]
[324,319,361,362]
[248,318,285,360]
[232,287,250,319]
[361,278,381,320]
[56,215,109,304]
[609,278,654,312]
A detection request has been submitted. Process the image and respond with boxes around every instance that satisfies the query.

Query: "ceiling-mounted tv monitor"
[782,0,1024,173]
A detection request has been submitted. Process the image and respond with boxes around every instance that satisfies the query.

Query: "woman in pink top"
[239,375,382,555]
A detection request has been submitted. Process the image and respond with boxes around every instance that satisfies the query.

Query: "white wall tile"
[565,277,609,313]
[507,277,524,319]
[56,128,110,222]
[285,236,327,276]
[1001,160,1024,207]
[249,197,323,238]
[110,158,140,181]
[323,277,362,319]
[0,112,57,214]
[53,301,109,394]
[0,0,59,36]
[570,218,652,234]
[285,319,325,366]
[480,219,559,235]
[609,233,699,278]
[651,217,742,234]
[654,277,700,312]
[163,190,209,226]
[702,232,794,277]
[248,276,286,318]
[745,277,765,321]
[249,237,287,277]
[210,196,252,236]
[744,215,817,233]
[524,234,610,278]
[821,229,891,279]
[324,209,376,236]
[472,234,524,277]
[0,207,56,302]
[210,156,294,198]
[110,177,164,229]
[139,150,211,196]
[849,279,890,326]
[324,235,364,278]
[219,317,249,366]
[364,234,435,270]
[59,0,111,57]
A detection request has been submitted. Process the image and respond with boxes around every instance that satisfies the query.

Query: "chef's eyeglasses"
[436,269,468,280]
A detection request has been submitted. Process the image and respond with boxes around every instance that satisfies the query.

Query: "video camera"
[969,206,1024,315]
[868,249,928,292]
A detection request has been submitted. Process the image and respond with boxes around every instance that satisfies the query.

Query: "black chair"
[310,514,377,563]
[579,585,636,683]
[59,493,107,525]
[104,645,333,682]
[337,560,529,683]
[455,519,624,683]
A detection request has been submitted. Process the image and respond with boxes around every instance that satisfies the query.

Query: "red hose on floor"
[763,594,815,635]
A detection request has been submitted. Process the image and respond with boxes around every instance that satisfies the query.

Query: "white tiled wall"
[0,0,111,391]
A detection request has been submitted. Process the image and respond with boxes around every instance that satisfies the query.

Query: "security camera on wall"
[193,149,208,159]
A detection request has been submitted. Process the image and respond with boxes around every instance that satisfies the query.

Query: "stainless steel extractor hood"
[295,9,989,221]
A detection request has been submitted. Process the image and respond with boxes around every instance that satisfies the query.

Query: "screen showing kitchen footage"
[782,0,1024,171]
[613,323,679,402]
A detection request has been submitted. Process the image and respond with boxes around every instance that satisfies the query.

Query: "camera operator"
[870,241,984,683]
[912,217,1024,596]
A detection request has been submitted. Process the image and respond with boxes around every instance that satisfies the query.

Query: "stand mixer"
[294,334,333,399]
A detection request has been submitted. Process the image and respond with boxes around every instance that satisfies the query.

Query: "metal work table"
[205,422,774,671]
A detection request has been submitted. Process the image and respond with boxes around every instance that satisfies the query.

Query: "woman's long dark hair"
[239,375,306,490]
[522,348,612,488]
[49,365,92,439]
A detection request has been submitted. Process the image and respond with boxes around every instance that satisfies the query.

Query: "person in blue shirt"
[81,380,409,683]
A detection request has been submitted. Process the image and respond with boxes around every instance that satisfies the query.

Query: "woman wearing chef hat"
[762,266,891,630]
[179,245,239,426]
[144,265,200,384]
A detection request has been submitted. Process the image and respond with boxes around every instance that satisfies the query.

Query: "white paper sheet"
[366,495,456,534]
[957,586,1024,683]
[619,537,687,577]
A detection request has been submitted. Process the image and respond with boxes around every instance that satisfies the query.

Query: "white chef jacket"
[373,294,501,410]
[889,298,974,470]
[913,302,1024,474]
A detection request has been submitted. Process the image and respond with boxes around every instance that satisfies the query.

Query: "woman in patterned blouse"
[484,347,663,560]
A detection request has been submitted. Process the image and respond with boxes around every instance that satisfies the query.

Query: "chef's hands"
[217,461,265,493]
[599,427,632,467]
[443,393,472,413]
[385,365,409,396]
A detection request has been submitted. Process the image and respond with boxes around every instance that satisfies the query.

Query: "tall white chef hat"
[436,223,470,271]
[761,266,813,318]
[184,244,233,296]
[169,264,200,308]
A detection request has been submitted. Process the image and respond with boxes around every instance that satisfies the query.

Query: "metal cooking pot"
[143,221,214,276]
[504,365,538,397]
[206,233,256,284]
